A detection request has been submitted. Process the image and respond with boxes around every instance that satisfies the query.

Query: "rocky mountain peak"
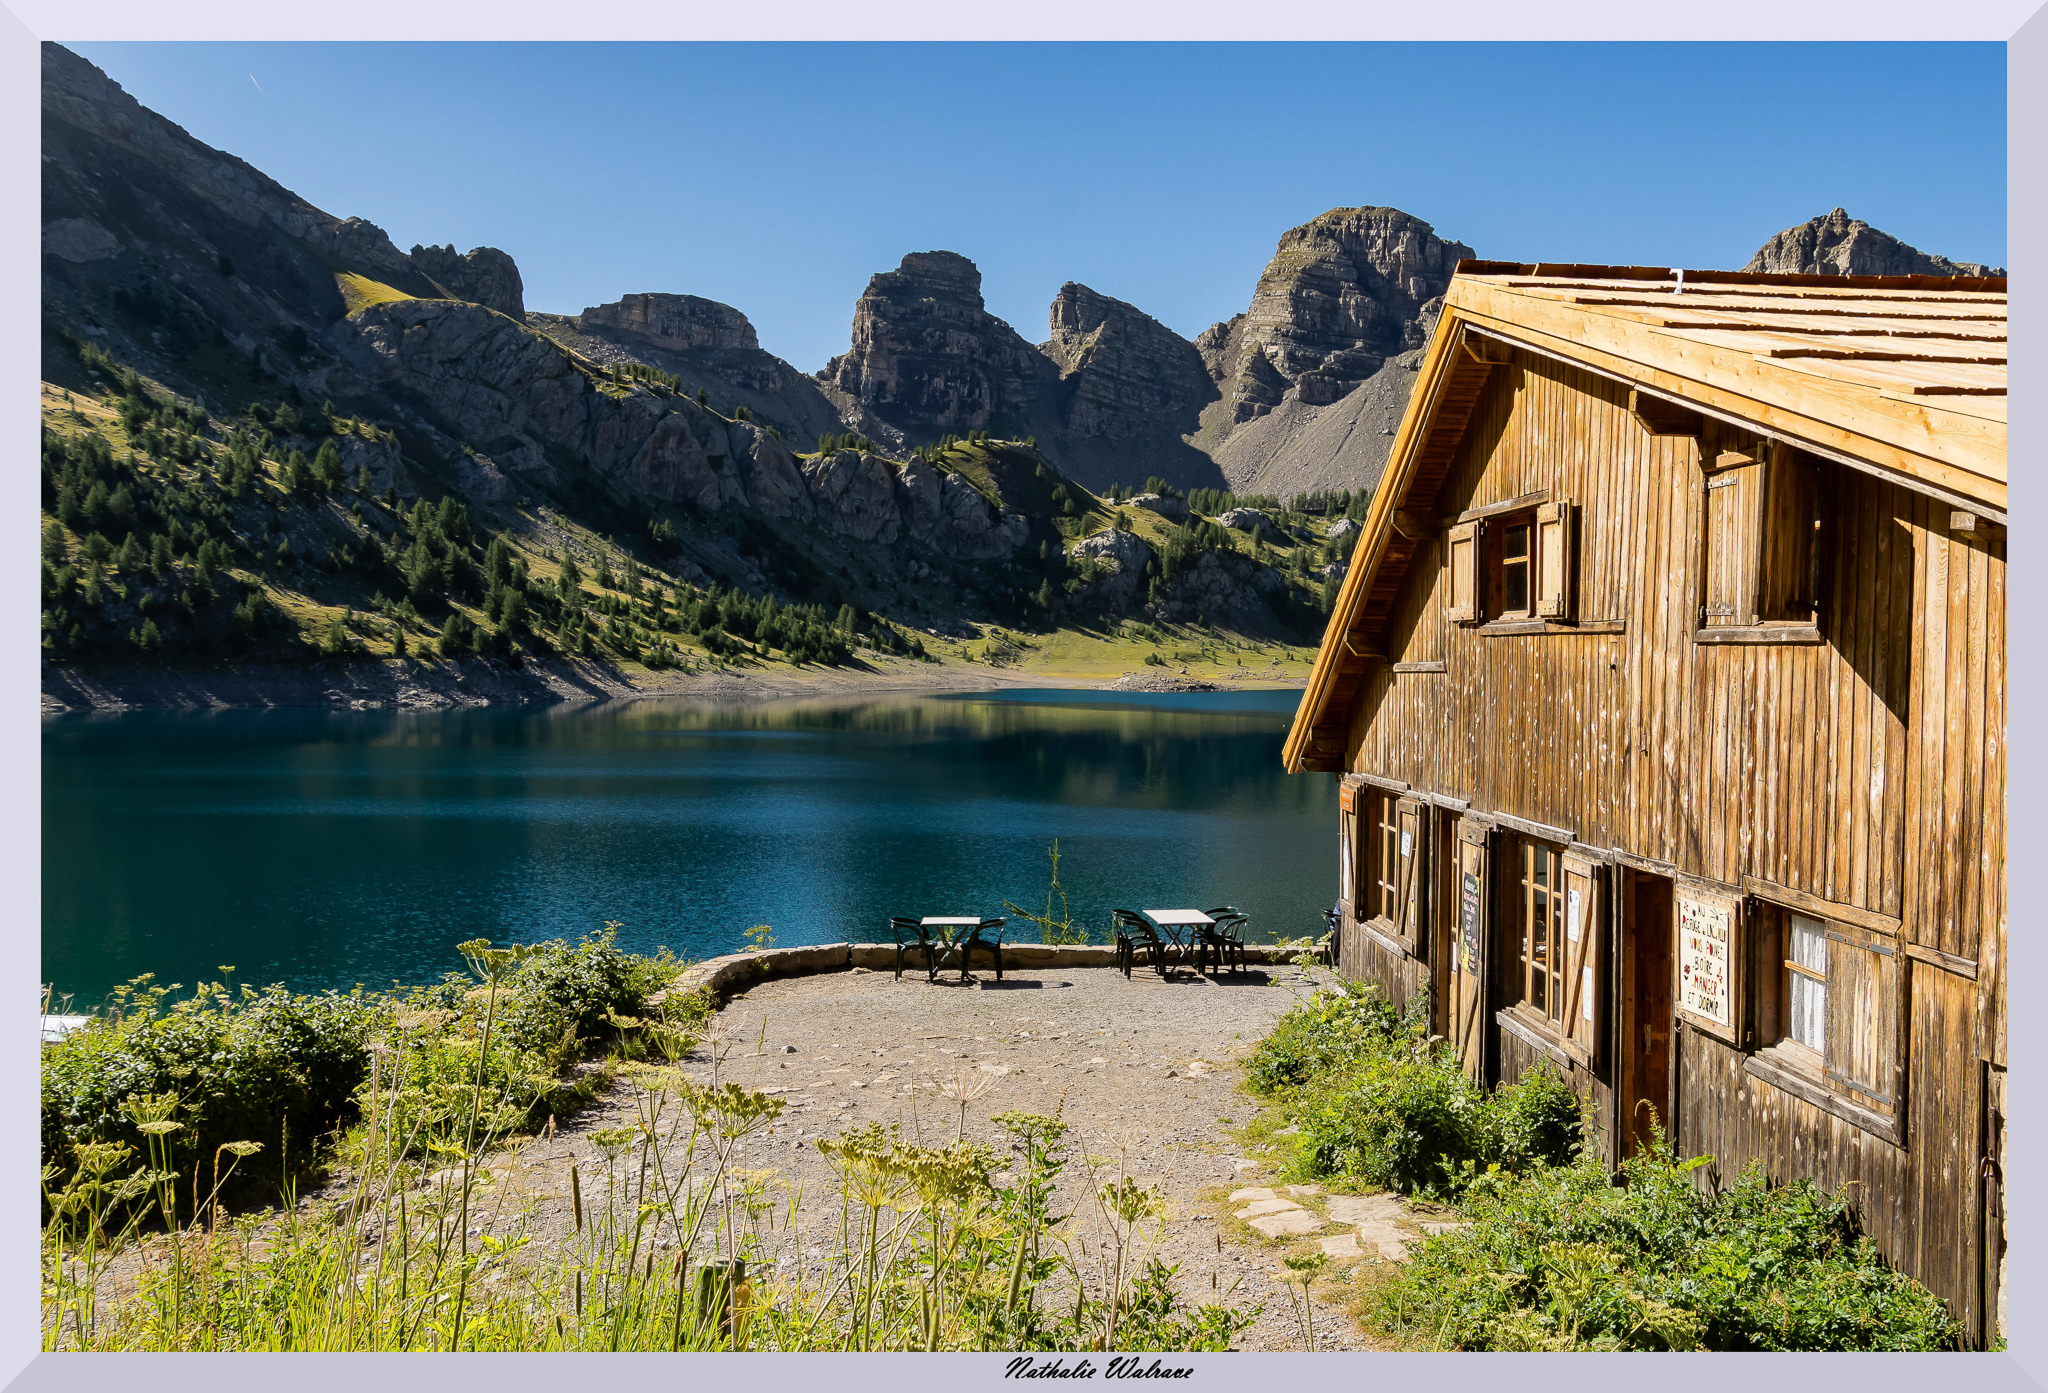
[877,250,987,307]
[1744,208,2005,278]
[1041,282,1215,446]
[410,244,525,319]
[819,250,1054,440]
[580,293,758,352]
[1208,206,1472,424]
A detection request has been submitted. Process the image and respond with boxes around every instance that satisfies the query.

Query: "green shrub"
[1243,979,1408,1093]
[1246,983,1579,1196]
[41,977,382,1206]
[1372,1126,1962,1351]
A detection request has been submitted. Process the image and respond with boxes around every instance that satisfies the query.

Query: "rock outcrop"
[1204,207,1472,426]
[1744,209,2005,279]
[1041,282,1215,443]
[1066,527,1154,615]
[581,293,758,352]
[547,293,856,448]
[821,251,1059,440]
[410,243,525,319]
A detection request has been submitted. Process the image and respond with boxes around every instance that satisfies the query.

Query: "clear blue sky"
[68,42,2008,373]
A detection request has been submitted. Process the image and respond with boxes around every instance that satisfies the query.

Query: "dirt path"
[466,961,1392,1351]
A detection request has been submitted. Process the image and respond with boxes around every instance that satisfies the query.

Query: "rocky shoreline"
[40,656,1304,714]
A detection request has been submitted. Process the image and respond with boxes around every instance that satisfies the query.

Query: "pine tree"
[116,533,146,575]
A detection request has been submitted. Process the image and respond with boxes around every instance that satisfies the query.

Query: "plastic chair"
[1201,906,1250,977]
[890,917,938,981]
[955,917,1007,982]
[1112,909,1175,979]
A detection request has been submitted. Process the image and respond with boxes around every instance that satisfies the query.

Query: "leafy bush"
[41,976,382,1206]
[1371,1125,1962,1351]
[42,928,696,1206]
[1246,983,1579,1197]
[1243,978,1408,1092]
[493,926,680,1057]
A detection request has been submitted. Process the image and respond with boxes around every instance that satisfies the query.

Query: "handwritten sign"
[1678,893,1732,1029]
[1459,869,1481,972]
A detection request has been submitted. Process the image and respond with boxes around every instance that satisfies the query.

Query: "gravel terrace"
[456,960,1426,1351]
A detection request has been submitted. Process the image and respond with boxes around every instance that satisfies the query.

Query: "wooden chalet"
[1283,261,2007,1342]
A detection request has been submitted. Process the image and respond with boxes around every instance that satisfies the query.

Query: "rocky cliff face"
[1744,208,2005,278]
[42,42,530,378]
[820,251,1060,442]
[581,293,758,351]
[558,293,851,444]
[325,297,1031,560]
[410,243,525,318]
[1041,282,1215,442]
[817,255,1222,492]
[1203,207,1471,423]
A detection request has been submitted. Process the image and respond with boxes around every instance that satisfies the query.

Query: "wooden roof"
[1282,262,2008,774]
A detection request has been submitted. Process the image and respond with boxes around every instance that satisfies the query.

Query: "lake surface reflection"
[41,688,1337,1003]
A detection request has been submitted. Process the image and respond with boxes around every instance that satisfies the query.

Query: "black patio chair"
[955,916,1007,982]
[1200,905,1250,977]
[890,917,939,982]
[1112,908,1176,979]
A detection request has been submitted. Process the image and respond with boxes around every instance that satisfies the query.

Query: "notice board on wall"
[1675,887,1742,1042]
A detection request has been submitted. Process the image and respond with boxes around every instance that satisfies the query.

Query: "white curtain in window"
[1788,914,1828,1052]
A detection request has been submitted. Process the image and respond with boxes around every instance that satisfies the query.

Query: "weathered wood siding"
[1334,914,1427,1013]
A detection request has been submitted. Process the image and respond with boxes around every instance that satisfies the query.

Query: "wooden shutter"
[1396,796,1425,947]
[1535,499,1573,619]
[1559,853,1601,1065]
[1702,453,1763,627]
[1759,445,1819,623]
[1447,520,1481,623]
[1824,926,1900,1117]
[1453,820,1491,1081]
[1337,781,1357,915]
[1674,885,1743,1044]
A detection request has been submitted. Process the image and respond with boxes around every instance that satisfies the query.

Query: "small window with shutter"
[1748,902,1904,1140]
[1701,441,1820,632]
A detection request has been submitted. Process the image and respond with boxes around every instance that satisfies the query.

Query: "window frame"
[1489,511,1538,623]
[1744,899,1907,1144]
[1696,439,1823,643]
[1506,835,1568,1035]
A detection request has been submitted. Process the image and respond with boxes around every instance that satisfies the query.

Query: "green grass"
[335,272,414,317]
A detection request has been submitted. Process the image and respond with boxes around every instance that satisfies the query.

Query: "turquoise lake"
[40,688,1338,1004]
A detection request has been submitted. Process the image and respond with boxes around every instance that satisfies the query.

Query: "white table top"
[921,917,985,926]
[1145,909,1214,926]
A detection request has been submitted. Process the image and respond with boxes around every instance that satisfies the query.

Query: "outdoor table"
[1143,909,1214,969]
[921,917,985,975]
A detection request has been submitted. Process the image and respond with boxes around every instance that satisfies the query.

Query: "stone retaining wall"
[664,940,1319,1006]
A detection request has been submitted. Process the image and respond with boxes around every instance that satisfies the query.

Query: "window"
[1784,914,1828,1058]
[1349,787,1425,953]
[1370,790,1401,923]
[1498,516,1533,618]
[1446,500,1575,626]
[1747,903,1903,1139]
[1512,839,1566,1027]
[1504,839,1603,1061]
[1700,439,1820,632]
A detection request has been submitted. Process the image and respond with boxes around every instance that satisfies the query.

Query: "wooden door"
[1451,820,1490,1081]
[1621,870,1675,1154]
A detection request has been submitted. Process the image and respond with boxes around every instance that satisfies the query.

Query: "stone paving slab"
[1247,1208,1326,1238]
